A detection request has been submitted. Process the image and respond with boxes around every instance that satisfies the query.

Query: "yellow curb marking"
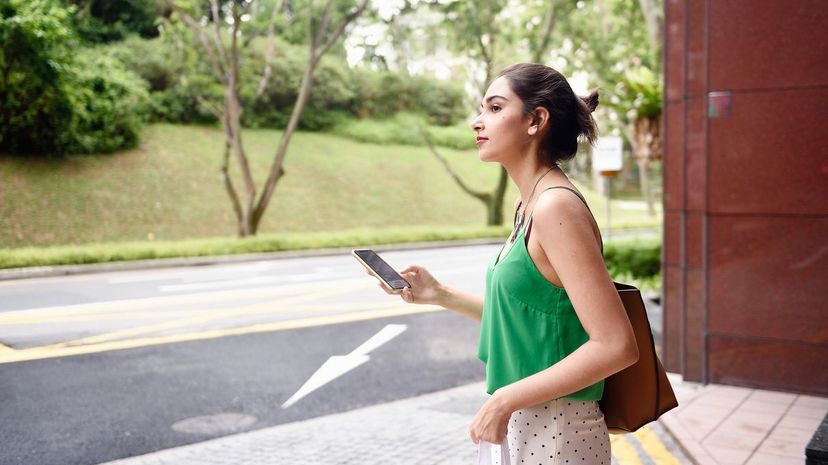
[0,305,444,365]
[632,426,684,465]
[611,434,646,465]
[0,342,14,353]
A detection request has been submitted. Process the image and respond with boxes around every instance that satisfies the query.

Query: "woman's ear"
[527,107,550,136]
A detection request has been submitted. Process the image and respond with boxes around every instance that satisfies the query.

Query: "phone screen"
[353,249,410,290]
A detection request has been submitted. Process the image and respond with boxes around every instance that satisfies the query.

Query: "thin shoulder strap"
[525,186,604,253]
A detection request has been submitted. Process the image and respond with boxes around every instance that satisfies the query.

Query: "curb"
[0,228,660,282]
[0,238,507,282]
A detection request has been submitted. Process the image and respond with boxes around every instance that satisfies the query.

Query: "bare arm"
[479,192,639,417]
[375,266,484,320]
[434,285,484,321]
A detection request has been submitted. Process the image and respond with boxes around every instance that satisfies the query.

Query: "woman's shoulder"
[530,185,599,246]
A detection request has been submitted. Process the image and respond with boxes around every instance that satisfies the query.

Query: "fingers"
[376,281,399,295]
[400,265,421,274]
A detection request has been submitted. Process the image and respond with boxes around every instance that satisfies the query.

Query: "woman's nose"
[470,114,483,131]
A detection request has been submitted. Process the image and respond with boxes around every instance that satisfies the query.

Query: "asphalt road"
[0,243,663,465]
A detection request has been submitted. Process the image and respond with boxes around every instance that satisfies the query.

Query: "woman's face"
[469,76,532,163]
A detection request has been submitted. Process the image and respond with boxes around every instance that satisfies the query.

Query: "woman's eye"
[491,105,501,112]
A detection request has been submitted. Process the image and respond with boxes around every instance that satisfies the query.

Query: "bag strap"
[524,186,604,253]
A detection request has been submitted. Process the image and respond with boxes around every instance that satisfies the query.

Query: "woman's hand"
[469,391,513,445]
[373,265,444,306]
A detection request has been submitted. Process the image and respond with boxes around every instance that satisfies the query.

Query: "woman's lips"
[476,137,488,146]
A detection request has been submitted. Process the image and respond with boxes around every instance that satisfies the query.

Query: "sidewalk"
[96,372,826,465]
[661,374,827,465]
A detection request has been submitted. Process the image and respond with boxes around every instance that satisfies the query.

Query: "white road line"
[281,324,408,408]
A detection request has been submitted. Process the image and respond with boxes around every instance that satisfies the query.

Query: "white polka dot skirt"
[507,398,610,465]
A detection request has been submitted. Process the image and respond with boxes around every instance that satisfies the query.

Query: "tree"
[165,0,369,236]
[559,0,664,215]
[418,0,572,226]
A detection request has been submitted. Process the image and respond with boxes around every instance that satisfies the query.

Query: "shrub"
[0,0,149,155]
[0,0,77,155]
[60,49,150,153]
[603,237,661,278]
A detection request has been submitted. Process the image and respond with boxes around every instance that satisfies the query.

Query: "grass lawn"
[0,123,661,249]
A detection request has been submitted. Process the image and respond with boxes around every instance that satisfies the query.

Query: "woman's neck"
[503,160,559,205]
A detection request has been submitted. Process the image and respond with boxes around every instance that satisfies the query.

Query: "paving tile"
[703,443,752,464]
[744,452,805,465]
[777,413,824,431]
[793,394,828,409]
[747,390,797,404]
[787,404,828,419]
[756,426,816,458]
[706,385,754,399]
[678,414,725,442]
[715,410,782,436]
[738,398,793,415]
[703,429,766,450]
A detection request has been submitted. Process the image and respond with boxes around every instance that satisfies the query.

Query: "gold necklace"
[511,165,556,243]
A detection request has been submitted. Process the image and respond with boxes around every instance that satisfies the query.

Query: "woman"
[376,63,639,464]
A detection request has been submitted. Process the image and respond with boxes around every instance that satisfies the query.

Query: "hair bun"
[580,90,599,113]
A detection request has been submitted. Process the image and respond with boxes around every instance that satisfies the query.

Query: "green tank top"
[477,187,604,400]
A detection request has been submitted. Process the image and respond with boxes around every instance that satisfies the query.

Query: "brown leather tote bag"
[599,282,679,434]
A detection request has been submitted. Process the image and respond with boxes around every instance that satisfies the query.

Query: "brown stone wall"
[662,0,828,395]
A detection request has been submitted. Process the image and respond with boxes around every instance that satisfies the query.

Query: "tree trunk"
[631,115,661,217]
[251,60,316,233]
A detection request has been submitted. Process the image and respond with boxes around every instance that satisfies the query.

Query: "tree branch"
[418,127,489,202]
[166,2,227,82]
[315,0,335,51]
[210,0,230,76]
[220,140,244,226]
[255,0,288,100]
[531,1,558,62]
[315,0,370,61]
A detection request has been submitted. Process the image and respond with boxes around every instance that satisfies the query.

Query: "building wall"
[662,0,828,395]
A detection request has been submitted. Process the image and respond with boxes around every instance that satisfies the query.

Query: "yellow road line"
[0,277,372,322]
[46,284,365,347]
[610,434,646,465]
[0,300,406,325]
[633,426,684,465]
[0,342,14,354]
[0,305,445,364]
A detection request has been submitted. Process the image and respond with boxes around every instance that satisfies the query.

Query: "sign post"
[592,136,623,238]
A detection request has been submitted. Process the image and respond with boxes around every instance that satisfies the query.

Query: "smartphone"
[352,249,411,291]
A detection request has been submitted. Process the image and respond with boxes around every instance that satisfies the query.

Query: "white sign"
[593,136,623,173]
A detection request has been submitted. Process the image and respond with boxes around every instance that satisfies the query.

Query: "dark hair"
[497,63,599,166]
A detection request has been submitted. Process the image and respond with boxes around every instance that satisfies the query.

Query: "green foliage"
[0,0,150,155]
[616,65,662,120]
[349,69,466,125]
[332,113,474,150]
[61,49,150,153]
[603,237,661,279]
[68,0,161,43]
[0,0,78,155]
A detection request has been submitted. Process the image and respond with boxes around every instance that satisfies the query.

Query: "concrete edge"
[0,228,660,282]
[0,238,507,282]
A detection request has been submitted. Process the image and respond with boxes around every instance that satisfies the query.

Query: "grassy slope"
[0,124,660,248]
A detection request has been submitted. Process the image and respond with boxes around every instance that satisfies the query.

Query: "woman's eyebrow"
[479,95,509,108]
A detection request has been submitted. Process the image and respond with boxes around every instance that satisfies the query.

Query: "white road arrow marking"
[281,324,407,408]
